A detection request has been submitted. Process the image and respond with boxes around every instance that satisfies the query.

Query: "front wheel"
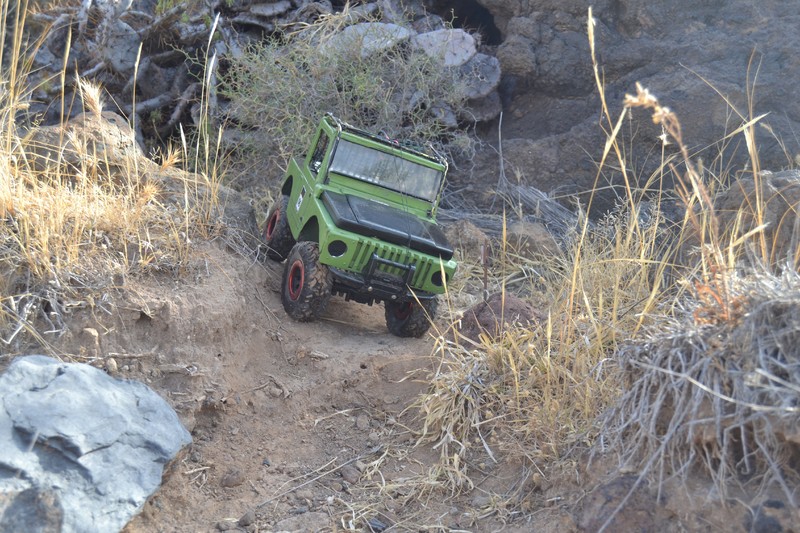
[282,242,333,322]
[385,298,437,338]
[263,195,295,261]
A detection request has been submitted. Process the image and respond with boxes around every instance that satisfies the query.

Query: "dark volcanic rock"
[456,292,543,343]
[432,0,800,214]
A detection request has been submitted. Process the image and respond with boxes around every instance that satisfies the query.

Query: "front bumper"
[330,253,435,305]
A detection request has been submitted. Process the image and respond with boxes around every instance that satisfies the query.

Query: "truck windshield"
[329,139,443,202]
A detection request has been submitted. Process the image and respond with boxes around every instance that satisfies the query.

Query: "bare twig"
[257,445,383,508]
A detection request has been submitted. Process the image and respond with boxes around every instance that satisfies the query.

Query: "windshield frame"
[328,139,444,203]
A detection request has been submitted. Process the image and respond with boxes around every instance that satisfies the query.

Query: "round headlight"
[328,240,347,257]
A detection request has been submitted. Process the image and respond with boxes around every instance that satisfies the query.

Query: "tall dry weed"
[0,5,224,353]
[584,6,800,528]
[413,9,799,519]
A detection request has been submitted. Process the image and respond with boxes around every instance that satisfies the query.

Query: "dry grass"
[407,11,691,486]
[593,37,800,533]
[409,7,800,523]
[0,1,224,354]
[604,270,800,505]
[414,204,672,488]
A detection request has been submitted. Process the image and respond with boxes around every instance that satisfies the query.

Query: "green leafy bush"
[221,13,474,179]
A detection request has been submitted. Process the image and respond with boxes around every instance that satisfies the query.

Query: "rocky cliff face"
[24,0,800,214]
[428,0,800,213]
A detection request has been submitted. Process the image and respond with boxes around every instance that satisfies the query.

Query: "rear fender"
[280,177,293,196]
[298,216,320,243]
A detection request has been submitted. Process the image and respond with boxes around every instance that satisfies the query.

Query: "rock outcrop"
[27,0,502,146]
[434,0,800,213]
[25,0,800,216]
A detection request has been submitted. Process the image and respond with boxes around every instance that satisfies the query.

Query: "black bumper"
[330,254,435,305]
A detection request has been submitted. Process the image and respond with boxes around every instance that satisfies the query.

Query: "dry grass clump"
[414,203,675,491]
[604,270,800,506]
[221,5,474,180]
[412,8,800,516]
[0,5,224,353]
[587,5,800,524]
[594,59,800,528]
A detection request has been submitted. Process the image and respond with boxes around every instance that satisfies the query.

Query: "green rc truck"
[262,114,457,337]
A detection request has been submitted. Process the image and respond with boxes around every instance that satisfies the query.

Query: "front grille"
[348,240,437,288]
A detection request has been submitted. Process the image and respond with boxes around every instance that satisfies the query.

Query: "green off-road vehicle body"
[263,114,457,337]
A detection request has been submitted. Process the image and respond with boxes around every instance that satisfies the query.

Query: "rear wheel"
[263,195,295,261]
[282,242,332,322]
[385,297,437,338]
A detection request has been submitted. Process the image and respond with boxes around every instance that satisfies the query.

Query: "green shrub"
[221,13,474,181]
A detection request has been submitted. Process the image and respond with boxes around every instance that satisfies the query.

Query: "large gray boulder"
[410,28,476,67]
[0,355,191,533]
[319,22,414,59]
[24,109,150,180]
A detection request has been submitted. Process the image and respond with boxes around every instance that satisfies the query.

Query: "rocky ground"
[27,239,573,532]
[26,0,800,216]
[5,0,800,530]
[7,234,788,533]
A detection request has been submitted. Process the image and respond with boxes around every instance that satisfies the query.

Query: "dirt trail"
[15,239,766,532]
[62,241,499,532]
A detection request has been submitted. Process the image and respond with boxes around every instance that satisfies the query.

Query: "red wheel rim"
[265,209,279,240]
[394,302,413,320]
[287,260,304,300]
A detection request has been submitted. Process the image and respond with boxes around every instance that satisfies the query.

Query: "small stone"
[340,465,360,485]
[367,517,389,532]
[220,468,246,488]
[216,520,236,531]
[268,386,283,398]
[294,489,313,502]
[81,328,100,357]
[354,460,367,472]
[295,345,309,359]
[471,495,491,508]
[355,414,371,430]
[368,431,380,443]
[105,358,118,374]
[238,510,256,527]
[330,482,343,492]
